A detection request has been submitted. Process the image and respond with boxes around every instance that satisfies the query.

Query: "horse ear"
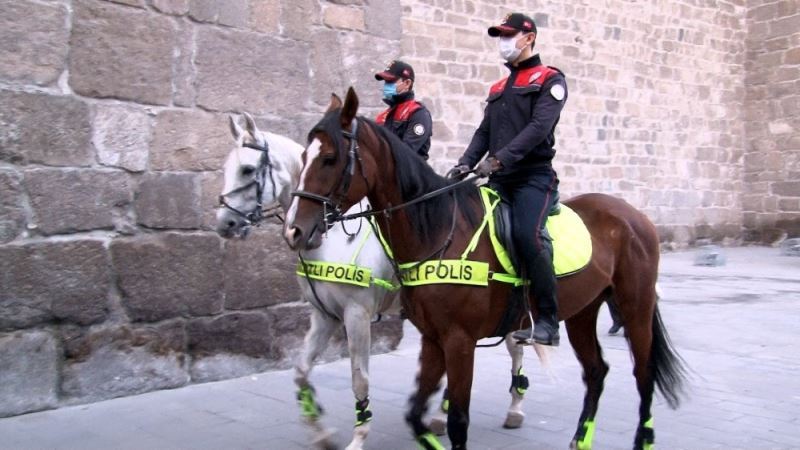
[242,112,258,137]
[229,115,244,140]
[327,93,343,112]
[340,87,359,128]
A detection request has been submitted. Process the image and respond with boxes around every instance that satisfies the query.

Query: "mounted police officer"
[447,13,567,346]
[375,60,433,160]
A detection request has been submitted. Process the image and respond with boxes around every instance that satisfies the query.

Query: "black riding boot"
[513,252,560,346]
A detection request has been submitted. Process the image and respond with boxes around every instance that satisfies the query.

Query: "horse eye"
[241,166,256,176]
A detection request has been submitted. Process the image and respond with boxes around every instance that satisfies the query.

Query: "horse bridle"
[218,139,280,226]
[291,120,361,229]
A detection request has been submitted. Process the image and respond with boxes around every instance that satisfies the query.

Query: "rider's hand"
[445,164,470,180]
[474,157,502,177]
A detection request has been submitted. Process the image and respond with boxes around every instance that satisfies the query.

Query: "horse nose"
[215,212,241,238]
[284,225,304,250]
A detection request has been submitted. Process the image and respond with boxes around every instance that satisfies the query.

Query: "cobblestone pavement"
[1,248,798,450]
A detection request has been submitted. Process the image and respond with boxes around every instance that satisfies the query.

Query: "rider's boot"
[513,251,559,346]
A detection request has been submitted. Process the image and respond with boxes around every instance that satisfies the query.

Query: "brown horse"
[284,88,687,450]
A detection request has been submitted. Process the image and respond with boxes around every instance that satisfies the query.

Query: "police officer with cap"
[447,13,567,346]
[375,60,433,160]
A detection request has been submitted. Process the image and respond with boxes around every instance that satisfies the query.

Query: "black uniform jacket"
[459,54,567,182]
[377,92,433,160]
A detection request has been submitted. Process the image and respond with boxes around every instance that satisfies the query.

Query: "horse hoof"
[568,440,578,450]
[503,411,525,429]
[428,416,447,436]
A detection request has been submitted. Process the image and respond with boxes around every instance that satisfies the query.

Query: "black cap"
[488,13,537,37]
[374,60,415,82]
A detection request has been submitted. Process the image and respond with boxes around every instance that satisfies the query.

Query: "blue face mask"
[382,82,397,100]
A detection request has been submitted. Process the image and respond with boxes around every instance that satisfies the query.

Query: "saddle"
[482,187,590,279]
[493,192,560,274]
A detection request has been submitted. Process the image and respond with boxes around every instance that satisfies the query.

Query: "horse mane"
[360,117,481,243]
[309,109,480,244]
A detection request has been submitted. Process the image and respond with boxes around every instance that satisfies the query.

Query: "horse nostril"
[284,226,303,249]
[226,220,236,229]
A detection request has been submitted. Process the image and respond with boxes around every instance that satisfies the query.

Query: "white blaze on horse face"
[286,138,322,226]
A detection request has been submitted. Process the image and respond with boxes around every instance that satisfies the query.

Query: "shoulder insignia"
[413,123,425,136]
[550,84,565,101]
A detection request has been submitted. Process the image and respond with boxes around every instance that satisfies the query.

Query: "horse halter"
[291,120,360,229]
[218,139,280,226]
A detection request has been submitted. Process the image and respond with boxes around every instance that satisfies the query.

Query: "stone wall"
[402,0,752,244]
[0,0,403,417]
[743,0,800,242]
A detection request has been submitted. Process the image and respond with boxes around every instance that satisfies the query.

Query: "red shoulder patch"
[376,109,390,125]
[392,100,422,122]
[513,65,558,88]
[489,77,509,95]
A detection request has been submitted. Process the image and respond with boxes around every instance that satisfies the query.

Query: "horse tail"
[650,305,688,409]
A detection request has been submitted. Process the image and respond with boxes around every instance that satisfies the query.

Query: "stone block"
[323,4,365,30]
[249,0,280,33]
[173,22,195,107]
[149,0,189,15]
[201,171,223,230]
[135,172,202,229]
[310,29,346,106]
[93,105,150,172]
[280,0,321,41]
[150,110,231,171]
[70,0,175,105]
[0,169,25,244]
[187,311,275,358]
[364,0,401,39]
[0,1,68,86]
[111,233,223,322]
[773,181,800,197]
[223,225,300,310]
[218,0,248,27]
[24,169,132,235]
[0,240,110,331]
[188,0,217,22]
[339,33,400,110]
[0,91,93,167]
[60,322,188,403]
[195,27,310,114]
[0,331,58,417]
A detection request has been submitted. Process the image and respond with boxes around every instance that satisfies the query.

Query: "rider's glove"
[474,157,502,178]
[445,164,471,180]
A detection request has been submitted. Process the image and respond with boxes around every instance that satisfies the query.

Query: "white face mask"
[498,35,523,62]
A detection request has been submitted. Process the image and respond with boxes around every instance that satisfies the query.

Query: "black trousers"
[491,168,560,318]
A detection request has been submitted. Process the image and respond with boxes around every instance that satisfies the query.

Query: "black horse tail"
[650,305,688,409]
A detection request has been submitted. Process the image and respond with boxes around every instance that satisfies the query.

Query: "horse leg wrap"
[416,432,445,450]
[574,419,596,450]
[355,397,373,427]
[634,417,655,450]
[297,386,323,420]
[439,388,449,413]
[509,367,529,396]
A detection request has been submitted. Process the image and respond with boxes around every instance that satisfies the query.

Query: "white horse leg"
[503,332,528,429]
[343,305,372,450]
[294,309,338,449]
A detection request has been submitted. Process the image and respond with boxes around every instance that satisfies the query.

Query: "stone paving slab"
[0,247,798,450]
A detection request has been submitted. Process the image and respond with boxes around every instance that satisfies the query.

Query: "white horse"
[215,113,531,449]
